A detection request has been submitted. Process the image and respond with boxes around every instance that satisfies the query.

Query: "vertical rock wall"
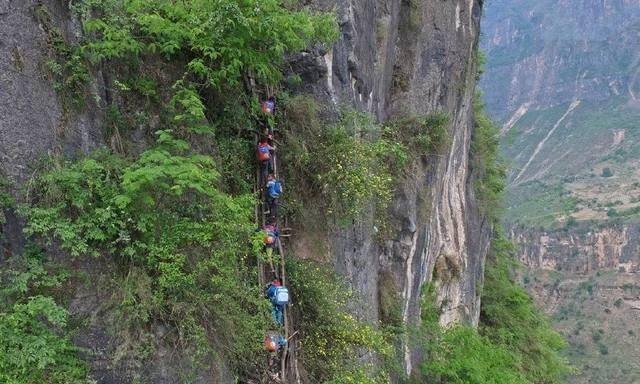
[299,0,487,375]
[0,0,103,184]
[512,225,640,274]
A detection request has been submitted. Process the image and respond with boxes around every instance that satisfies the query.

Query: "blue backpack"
[274,286,289,306]
[268,180,282,198]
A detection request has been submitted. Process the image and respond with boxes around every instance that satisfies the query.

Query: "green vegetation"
[288,259,393,383]
[0,2,575,382]
[473,96,571,382]
[472,93,506,220]
[502,95,640,228]
[34,4,90,111]
[0,246,90,384]
[506,181,579,228]
[0,0,353,381]
[76,0,337,89]
[21,135,270,376]
[280,95,448,224]
[311,112,405,220]
[413,284,530,384]
[0,174,13,225]
[383,113,450,157]
[480,232,571,383]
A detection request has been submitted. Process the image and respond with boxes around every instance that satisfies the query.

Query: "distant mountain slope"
[482,2,640,383]
[482,0,640,227]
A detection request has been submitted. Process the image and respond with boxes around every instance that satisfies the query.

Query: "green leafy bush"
[77,0,337,88]
[383,113,449,157]
[479,230,572,383]
[35,4,90,110]
[287,259,393,383]
[0,174,14,225]
[280,99,406,222]
[412,284,526,384]
[313,114,405,220]
[472,92,506,222]
[413,87,571,384]
[21,133,270,376]
[421,326,529,384]
[0,247,89,384]
[413,233,571,384]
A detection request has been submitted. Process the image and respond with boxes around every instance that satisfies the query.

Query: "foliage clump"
[288,259,393,383]
[413,232,571,384]
[480,231,572,383]
[312,112,406,220]
[0,246,90,384]
[21,134,270,376]
[76,0,337,89]
[472,92,506,222]
[382,113,450,157]
[280,97,410,222]
[34,4,90,110]
[473,91,570,383]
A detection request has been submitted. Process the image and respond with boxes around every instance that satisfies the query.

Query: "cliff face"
[512,224,640,384]
[0,0,104,183]
[0,0,486,381]
[320,0,489,371]
[297,0,486,373]
[512,225,640,274]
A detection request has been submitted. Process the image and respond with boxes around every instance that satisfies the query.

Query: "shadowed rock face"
[294,0,487,375]
[0,0,486,381]
[0,0,103,184]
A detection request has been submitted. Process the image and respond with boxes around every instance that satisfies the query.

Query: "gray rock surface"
[0,0,102,184]
[293,0,487,375]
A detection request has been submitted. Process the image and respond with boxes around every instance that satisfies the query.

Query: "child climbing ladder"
[255,95,297,384]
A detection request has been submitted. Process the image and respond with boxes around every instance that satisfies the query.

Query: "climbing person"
[265,279,289,326]
[261,95,276,140]
[264,332,287,353]
[263,223,279,250]
[259,118,275,141]
[261,96,276,114]
[265,174,283,221]
[257,137,275,187]
[264,331,287,381]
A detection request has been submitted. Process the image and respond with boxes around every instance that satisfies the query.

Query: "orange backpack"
[264,335,277,352]
[264,232,276,245]
[257,143,270,161]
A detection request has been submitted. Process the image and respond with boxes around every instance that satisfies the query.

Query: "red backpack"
[257,143,270,161]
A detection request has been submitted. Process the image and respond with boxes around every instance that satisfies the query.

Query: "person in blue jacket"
[265,279,288,326]
[265,174,283,221]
